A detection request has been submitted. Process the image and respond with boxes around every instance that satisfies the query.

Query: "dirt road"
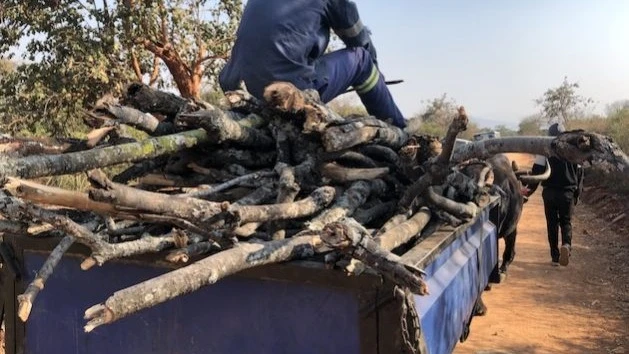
[454,155,629,354]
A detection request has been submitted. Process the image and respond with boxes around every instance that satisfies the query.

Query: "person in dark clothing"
[531,123,584,266]
[219,0,407,128]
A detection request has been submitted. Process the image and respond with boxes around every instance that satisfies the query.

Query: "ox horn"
[517,159,552,183]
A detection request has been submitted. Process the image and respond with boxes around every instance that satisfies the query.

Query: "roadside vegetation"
[1,4,627,193]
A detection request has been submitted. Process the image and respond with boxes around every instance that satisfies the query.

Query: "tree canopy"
[0,0,242,136]
[535,76,593,125]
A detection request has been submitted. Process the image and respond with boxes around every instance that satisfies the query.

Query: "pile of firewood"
[0,82,627,333]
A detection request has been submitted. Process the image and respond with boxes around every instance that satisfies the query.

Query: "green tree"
[406,94,479,139]
[493,124,518,137]
[518,114,544,136]
[535,76,593,125]
[605,99,629,116]
[608,107,629,152]
[0,0,242,136]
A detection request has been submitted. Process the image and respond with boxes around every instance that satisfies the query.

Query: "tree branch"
[84,235,323,332]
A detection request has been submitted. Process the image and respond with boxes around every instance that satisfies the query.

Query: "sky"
[347,0,629,129]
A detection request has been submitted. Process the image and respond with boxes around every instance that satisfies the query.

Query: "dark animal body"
[486,154,524,276]
[459,154,524,277]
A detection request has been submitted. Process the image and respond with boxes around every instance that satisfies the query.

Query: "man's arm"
[327,0,378,64]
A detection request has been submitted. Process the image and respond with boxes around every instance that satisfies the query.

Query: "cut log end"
[17,297,33,322]
[263,82,306,112]
[321,223,354,250]
[81,257,98,271]
[84,304,114,333]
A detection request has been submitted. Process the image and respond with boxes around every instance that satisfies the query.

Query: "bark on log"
[88,170,224,224]
[17,236,74,322]
[122,83,191,120]
[359,145,400,165]
[425,187,478,221]
[306,180,385,231]
[321,162,389,183]
[226,187,336,225]
[451,132,629,172]
[0,219,30,234]
[234,185,277,205]
[4,178,119,215]
[438,107,468,165]
[112,157,169,184]
[178,110,274,149]
[322,118,408,152]
[137,173,216,188]
[223,90,266,115]
[321,218,428,295]
[270,164,301,240]
[81,232,180,270]
[86,127,116,148]
[263,82,345,133]
[375,208,432,251]
[353,201,396,226]
[347,208,432,276]
[398,111,469,211]
[83,235,323,332]
[322,151,379,168]
[95,104,175,135]
[183,171,276,199]
[0,129,209,180]
[202,148,277,169]
[0,195,101,249]
[0,135,71,156]
[165,241,221,264]
[377,214,411,236]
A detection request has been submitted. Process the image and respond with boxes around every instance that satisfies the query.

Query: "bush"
[585,168,629,196]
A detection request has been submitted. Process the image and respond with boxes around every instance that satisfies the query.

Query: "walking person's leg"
[313,47,406,128]
[542,188,561,264]
[558,189,576,266]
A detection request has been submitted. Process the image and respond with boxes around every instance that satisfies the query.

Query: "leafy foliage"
[493,125,518,137]
[518,114,545,136]
[408,94,479,140]
[0,0,242,136]
[535,76,594,125]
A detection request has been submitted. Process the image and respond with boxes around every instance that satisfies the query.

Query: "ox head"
[511,156,552,201]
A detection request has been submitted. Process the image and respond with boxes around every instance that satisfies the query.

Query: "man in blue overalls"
[219,0,407,128]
